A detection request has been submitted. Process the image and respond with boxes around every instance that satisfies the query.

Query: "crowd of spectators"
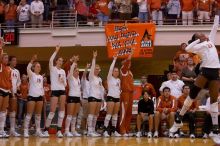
[0,0,219,27]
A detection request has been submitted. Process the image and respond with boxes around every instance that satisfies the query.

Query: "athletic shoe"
[103,131,110,137]
[10,130,21,137]
[72,131,81,137]
[147,132,152,138]
[0,131,9,138]
[190,134,195,138]
[211,134,220,145]
[43,131,50,137]
[112,131,121,137]
[169,133,174,138]
[87,132,99,137]
[64,132,73,137]
[173,133,179,138]
[209,132,215,137]
[24,130,29,138]
[82,130,87,135]
[36,131,48,138]
[136,131,141,137]
[94,131,101,137]
[203,133,208,139]
[122,133,129,137]
[169,122,183,133]
[56,131,63,138]
[153,131,159,138]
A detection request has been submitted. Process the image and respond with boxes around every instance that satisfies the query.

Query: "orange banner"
[105,23,156,58]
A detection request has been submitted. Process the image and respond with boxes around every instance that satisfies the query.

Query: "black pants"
[167,14,178,25]
[183,112,196,134]
[202,113,220,134]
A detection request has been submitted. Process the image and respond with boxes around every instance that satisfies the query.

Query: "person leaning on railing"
[197,0,213,24]
[115,0,132,20]
[95,0,110,25]
[4,0,17,27]
[148,0,164,25]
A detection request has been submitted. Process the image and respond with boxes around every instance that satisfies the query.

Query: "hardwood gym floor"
[0,137,216,146]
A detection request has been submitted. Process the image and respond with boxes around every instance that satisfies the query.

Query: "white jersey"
[186,15,220,69]
[107,59,121,98]
[49,52,67,91]
[81,78,90,99]
[159,79,184,98]
[89,58,104,99]
[68,62,81,97]
[27,63,44,97]
[10,68,21,94]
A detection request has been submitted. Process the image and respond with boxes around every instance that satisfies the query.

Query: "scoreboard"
[1,28,19,45]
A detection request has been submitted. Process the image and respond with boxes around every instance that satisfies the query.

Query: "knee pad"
[58,111,65,118]
[66,115,72,120]
[190,85,201,99]
[88,114,93,120]
[105,114,112,120]
[112,114,118,120]
[35,114,41,120]
[48,112,55,120]
[9,111,16,118]
[26,113,32,120]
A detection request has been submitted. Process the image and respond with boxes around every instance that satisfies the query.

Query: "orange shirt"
[0,2,5,14]
[157,95,177,113]
[216,0,220,8]
[120,59,134,92]
[178,94,198,111]
[0,64,12,91]
[44,83,51,102]
[197,0,211,12]
[5,4,17,21]
[95,0,110,16]
[148,0,161,10]
[19,82,29,100]
[180,0,196,11]
[141,83,156,97]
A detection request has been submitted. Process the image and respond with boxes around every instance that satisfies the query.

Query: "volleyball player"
[9,56,21,136]
[170,14,220,144]
[64,55,82,137]
[80,63,90,135]
[87,51,105,137]
[24,55,46,138]
[0,39,11,138]
[44,45,67,138]
[103,55,121,137]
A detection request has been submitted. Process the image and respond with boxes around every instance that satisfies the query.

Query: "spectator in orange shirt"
[75,0,89,24]
[95,0,110,25]
[177,85,198,138]
[140,75,156,98]
[4,0,17,27]
[180,0,196,25]
[197,0,213,23]
[17,74,29,127]
[215,0,220,22]
[154,87,177,138]
[0,0,5,24]
[173,43,194,76]
[148,0,164,25]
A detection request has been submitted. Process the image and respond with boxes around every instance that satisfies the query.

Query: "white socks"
[45,112,55,128]
[35,114,41,133]
[9,111,16,132]
[87,114,93,133]
[104,114,111,128]
[65,115,72,133]
[92,115,98,132]
[24,113,32,130]
[210,102,219,125]
[180,96,193,116]
[57,111,65,129]
[71,117,77,132]
[112,114,118,127]
[0,112,6,132]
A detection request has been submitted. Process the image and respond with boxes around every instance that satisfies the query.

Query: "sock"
[92,115,98,132]
[57,111,65,131]
[65,115,72,133]
[104,114,111,129]
[35,114,41,133]
[0,112,6,132]
[71,117,77,132]
[24,113,32,131]
[45,112,55,130]
[210,102,219,133]
[9,111,16,132]
[179,96,193,116]
[87,114,93,133]
[112,114,118,132]
[76,108,83,129]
